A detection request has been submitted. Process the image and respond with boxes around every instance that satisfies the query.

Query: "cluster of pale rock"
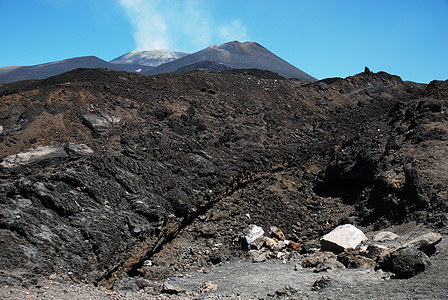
[0,112,119,169]
[0,144,94,168]
[241,223,442,278]
[240,224,302,262]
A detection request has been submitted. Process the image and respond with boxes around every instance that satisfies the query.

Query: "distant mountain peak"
[145,41,316,80]
[208,41,261,51]
[110,50,189,67]
[0,56,132,83]
[0,41,316,83]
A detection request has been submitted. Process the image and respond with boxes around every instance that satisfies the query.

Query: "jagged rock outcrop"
[0,68,446,287]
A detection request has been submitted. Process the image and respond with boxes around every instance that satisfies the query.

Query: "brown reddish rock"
[270,226,286,240]
[288,241,302,252]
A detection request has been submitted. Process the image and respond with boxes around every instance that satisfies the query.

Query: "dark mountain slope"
[176,60,232,73]
[0,68,446,289]
[0,41,314,83]
[0,56,151,83]
[144,41,316,80]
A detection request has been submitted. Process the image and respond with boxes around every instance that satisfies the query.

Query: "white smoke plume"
[219,19,248,43]
[119,0,248,51]
[119,0,170,50]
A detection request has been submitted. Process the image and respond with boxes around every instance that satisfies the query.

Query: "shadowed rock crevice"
[104,162,292,288]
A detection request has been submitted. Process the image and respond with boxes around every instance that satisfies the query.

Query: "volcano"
[0,64,447,297]
[144,41,316,80]
[0,41,315,83]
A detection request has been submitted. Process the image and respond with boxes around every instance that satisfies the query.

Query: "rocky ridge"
[0,67,447,296]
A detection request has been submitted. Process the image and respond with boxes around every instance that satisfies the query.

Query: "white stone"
[162,282,183,294]
[373,231,399,242]
[320,224,367,253]
[0,144,93,168]
[82,113,121,133]
[241,224,265,245]
[68,143,94,155]
[0,145,67,168]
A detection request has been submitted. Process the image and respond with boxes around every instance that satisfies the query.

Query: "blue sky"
[1,0,447,83]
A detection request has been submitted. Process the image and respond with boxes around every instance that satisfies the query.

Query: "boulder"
[274,240,287,251]
[338,251,376,269]
[418,98,445,113]
[312,276,332,291]
[301,241,321,254]
[402,232,442,253]
[372,231,399,242]
[0,144,93,168]
[162,282,183,294]
[320,224,367,254]
[0,145,68,168]
[382,232,442,257]
[377,232,442,276]
[113,275,138,291]
[366,244,388,260]
[66,143,94,155]
[197,281,218,293]
[264,237,277,250]
[247,249,270,262]
[314,257,345,272]
[251,236,267,250]
[270,226,286,240]
[274,286,298,297]
[113,275,153,291]
[389,248,431,278]
[241,224,265,249]
[288,241,302,252]
[301,252,338,268]
[81,113,121,133]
